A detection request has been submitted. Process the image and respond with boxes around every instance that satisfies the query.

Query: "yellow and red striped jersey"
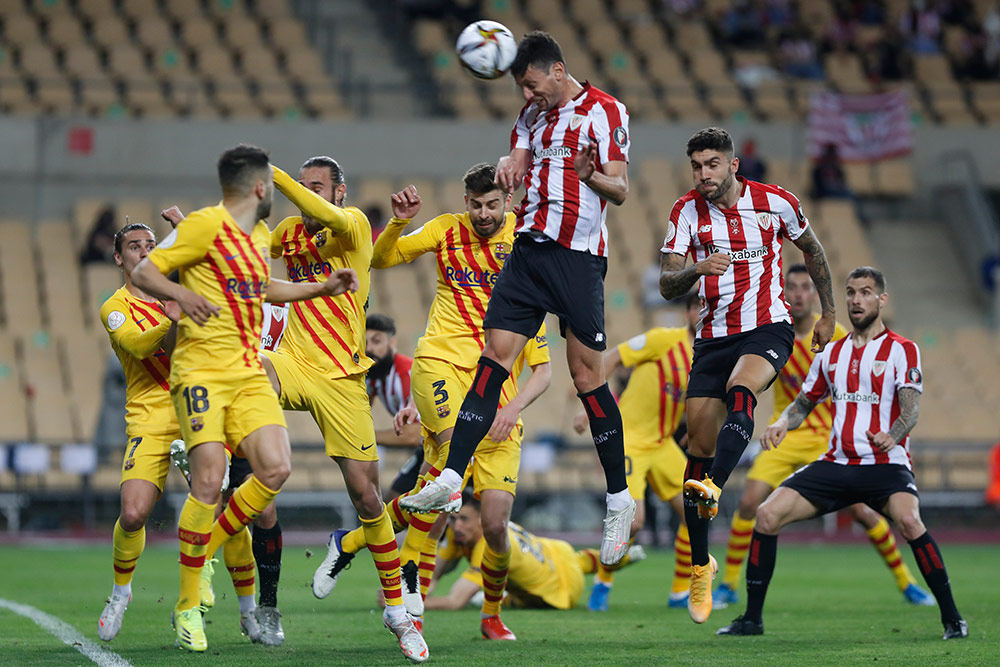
[269,166,372,378]
[771,315,849,436]
[147,204,271,378]
[100,286,178,435]
[617,327,693,448]
[372,212,515,367]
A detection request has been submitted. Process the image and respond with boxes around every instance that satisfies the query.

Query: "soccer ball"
[455,20,517,80]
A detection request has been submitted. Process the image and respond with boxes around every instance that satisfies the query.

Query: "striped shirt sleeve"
[147,209,220,274]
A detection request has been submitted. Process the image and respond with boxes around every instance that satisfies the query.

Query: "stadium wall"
[0,116,996,220]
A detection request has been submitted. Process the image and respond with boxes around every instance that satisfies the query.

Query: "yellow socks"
[480,544,511,616]
[206,475,278,560]
[721,515,755,589]
[177,494,215,611]
[866,516,917,590]
[672,523,693,595]
[361,506,404,608]
[339,494,414,555]
[223,527,256,598]
[419,537,438,598]
[112,520,145,587]
[576,548,601,575]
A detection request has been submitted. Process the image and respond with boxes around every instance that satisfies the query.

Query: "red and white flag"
[808,90,912,162]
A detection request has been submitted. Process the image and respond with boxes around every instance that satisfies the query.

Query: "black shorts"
[390,445,425,496]
[229,454,253,488]
[484,235,608,351]
[780,460,919,515]
[687,321,794,399]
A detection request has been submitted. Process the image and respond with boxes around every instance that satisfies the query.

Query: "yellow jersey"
[444,522,576,609]
[269,166,372,379]
[617,327,693,448]
[770,315,849,436]
[100,286,178,435]
[373,212,516,367]
[146,204,271,378]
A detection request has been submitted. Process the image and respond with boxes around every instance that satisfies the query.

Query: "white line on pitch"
[0,598,133,667]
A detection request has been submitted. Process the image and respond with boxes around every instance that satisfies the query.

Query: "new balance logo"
[907,482,918,492]
[765,348,778,359]
[699,225,712,233]
[595,333,605,343]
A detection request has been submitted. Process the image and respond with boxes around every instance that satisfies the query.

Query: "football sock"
[362,506,404,608]
[744,531,778,623]
[340,482,420,556]
[252,522,282,608]
[176,494,215,611]
[238,594,255,614]
[672,523,692,595]
[579,383,628,494]
[722,515,756,588]
[576,548,601,575]
[223,527,256,599]
[442,357,509,473]
[865,516,916,591]
[112,520,145,587]
[252,522,282,607]
[684,454,714,566]
[909,531,962,623]
[399,510,437,569]
[480,543,511,617]
[206,476,278,560]
[708,385,757,489]
[419,537,438,598]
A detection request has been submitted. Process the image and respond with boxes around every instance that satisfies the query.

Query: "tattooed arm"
[866,387,921,453]
[658,251,730,301]
[761,392,818,450]
[792,225,836,351]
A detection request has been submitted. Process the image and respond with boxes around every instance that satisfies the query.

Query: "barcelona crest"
[494,243,509,260]
[190,416,204,432]
[437,405,451,418]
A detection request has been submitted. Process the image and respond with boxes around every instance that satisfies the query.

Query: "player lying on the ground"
[424,494,646,612]
[715,264,932,608]
[717,267,967,641]
[572,292,700,611]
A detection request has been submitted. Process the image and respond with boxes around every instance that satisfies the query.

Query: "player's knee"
[354,489,384,521]
[897,512,925,541]
[738,493,761,520]
[754,503,782,535]
[482,514,508,542]
[257,461,290,491]
[119,505,149,532]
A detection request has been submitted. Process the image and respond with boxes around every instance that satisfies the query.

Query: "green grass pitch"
[1,541,996,665]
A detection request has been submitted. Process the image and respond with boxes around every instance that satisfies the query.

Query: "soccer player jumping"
[400,31,636,567]
[659,127,836,623]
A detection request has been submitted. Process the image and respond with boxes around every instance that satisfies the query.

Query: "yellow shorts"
[265,350,376,461]
[747,428,829,487]
[419,424,522,499]
[411,356,474,439]
[172,370,284,453]
[625,438,686,502]
[120,429,177,492]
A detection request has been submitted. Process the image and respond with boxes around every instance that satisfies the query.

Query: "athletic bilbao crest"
[190,416,204,432]
[494,243,509,260]
[872,360,886,377]
[570,114,585,131]
[756,212,774,230]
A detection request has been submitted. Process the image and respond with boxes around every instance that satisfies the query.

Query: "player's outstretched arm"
[659,251,730,301]
[272,165,353,235]
[495,148,530,193]
[762,392,818,450]
[791,226,836,351]
[264,269,359,303]
[160,205,185,228]
[575,147,628,206]
[131,259,220,326]
[423,577,480,611]
[489,360,552,442]
[868,386,921,452]
[372,186,438,269]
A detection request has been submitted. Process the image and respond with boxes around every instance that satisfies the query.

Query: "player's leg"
[682,395,725,622]
[478,489,516,640]
[883,491,967,639]
[716,486,819,635]
[718,479,773,604]
[222,522,261,641]
[251,499,284,645]
[847,502,932,605]
[589,451,645,611]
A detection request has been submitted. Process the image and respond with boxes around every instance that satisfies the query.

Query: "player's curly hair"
[686,127,734,157]
[463,162,498,196]
[366,313,396,336]
[847,266,886,293]
[511,31,565,77]
[113,222,154,255]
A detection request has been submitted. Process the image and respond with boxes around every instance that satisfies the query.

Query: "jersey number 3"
[182,385,210,415]
[432,380,449,405]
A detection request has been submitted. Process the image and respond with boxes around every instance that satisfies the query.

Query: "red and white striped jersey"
[366,353,413,415]
[260,302,288,352]
[801,329,923,469]
[662,177,809,339]
[510,82,629,257]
